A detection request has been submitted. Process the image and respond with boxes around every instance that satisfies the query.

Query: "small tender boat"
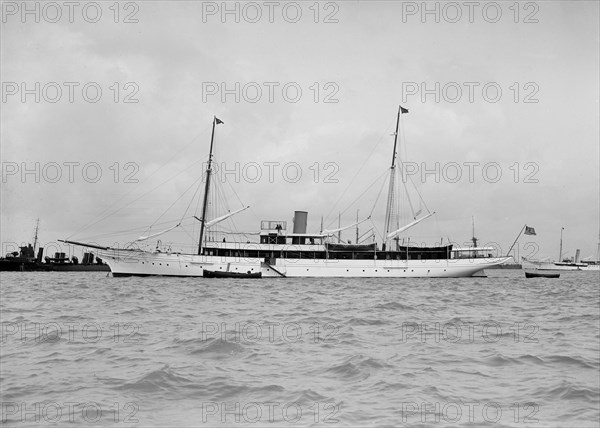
[525,271,560,279]
[203,269,262,279]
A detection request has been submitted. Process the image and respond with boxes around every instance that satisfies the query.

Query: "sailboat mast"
[558,226,564,262]
[471,216,478,247]
[198,117,218,255]
[383,106,402,248]
[32,218,40,252]
[391,106,401,169]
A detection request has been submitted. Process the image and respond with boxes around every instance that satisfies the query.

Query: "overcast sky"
[1,1,599,260]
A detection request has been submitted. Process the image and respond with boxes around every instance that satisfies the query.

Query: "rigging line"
[221,166,249,212]
[180,175,205,222]
[338,168,389,218]
[369,217,385,243]
[67,124,212,239]
[68,159,205,239]
[406,172,431,214]
[144,174,205,234]
[324,120,397,223]
[210,154,260,225]
[400,114,408,162]
[401,169,417,218]
[397,113,430,215]
[212,156,253,229]
[76,218,194,241]
[179,225,196,242]
[215,175,232,213]
[369,171,389,218]
[324,169,389,230]
[192,170,206,239]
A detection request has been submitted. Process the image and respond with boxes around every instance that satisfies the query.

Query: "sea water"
[1,270,598,427]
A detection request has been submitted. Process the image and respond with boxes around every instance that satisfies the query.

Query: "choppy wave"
[1,270,599,426]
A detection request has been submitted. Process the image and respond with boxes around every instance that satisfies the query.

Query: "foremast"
[198,116,223,255]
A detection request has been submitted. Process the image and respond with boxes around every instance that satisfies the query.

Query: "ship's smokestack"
[292,211,308,245]
[575,249,580,263]
[36,247,44,262]
[293,211,308,234]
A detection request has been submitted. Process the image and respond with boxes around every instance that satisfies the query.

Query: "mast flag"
[215,117,224,125]
[400,106,409,114]
[506,224,536,257]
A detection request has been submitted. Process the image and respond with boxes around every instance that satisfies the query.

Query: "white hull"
[96,249,510,278]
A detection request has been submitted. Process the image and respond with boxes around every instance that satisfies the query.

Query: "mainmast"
[383,106,404,249]
[197,116,223,255]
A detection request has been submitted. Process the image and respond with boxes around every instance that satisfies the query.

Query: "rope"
[68,123,212,239]
[323,119,397,223]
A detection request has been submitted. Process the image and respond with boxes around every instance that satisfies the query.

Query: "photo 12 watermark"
[204,161,340,184]
[399,161,540,184]
[1,401,139,424]
[1,1,140,24]
[399,320,539,344]
[2,82,140,104]
[200,401,340,424]
[1,322,142,344]
[402,81,539,104]
[202,81,339,104]
[2,162,140,184]
[199,321,339,344]
[400,401,539,424]
[400,1,539,24]
[201,1,340,24]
